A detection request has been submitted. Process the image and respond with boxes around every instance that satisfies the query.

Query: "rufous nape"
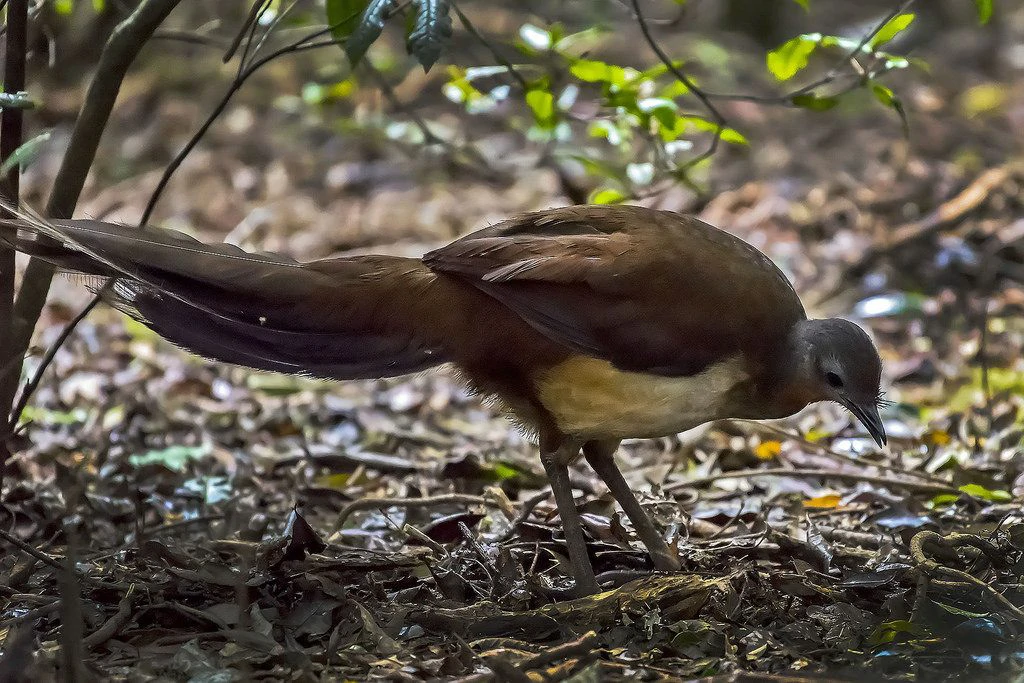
[0,202,886,595]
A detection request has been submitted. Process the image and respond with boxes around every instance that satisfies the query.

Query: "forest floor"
[2,3,1024,681]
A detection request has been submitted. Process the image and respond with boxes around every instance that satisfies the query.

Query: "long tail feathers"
[0,200,450,379]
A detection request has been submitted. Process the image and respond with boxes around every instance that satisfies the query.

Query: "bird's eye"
[825,371,844,388]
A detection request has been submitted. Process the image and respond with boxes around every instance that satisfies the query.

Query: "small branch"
[628,0,725,170]
[222,0,270,63]
[2,0,183,429]
[83,585,136,649]
[0,528,127,591]
[0,0,28,486]
[728,419,953,486]
[361,61,504,181]
[496,489,551,544]
[451,2,530,92]
[9,294,103,426]
[703,0,916,107]
[910,531,1024,621]
[141,25,340,224]
[336,493,492,528]
[665,467,955,495]
[152,29,231,50]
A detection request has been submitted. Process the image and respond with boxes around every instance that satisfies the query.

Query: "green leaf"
[677,116,748,145]
[552,26,609,57]
[958,483,1013,502]
[326,0,371,43]
[129,445,210,472]
[930,493,960,507]
[975,0,994,24]
[570,59,628,86]
[766,35,818,81]
[407,0,452,71]
[791,0,809,9]
[344,0,395,67]
[20,405,86,426]
[0,91,37,110]
[590,188,628,204]
[525,87,556,128]
[588,120,625,146]
[872,83,909,137]
[0,131,52,176]
[932,601,991,618]
[791,93,840,111]
[871,83,895,107]
[868,620,924,646]
[870,13,915,49]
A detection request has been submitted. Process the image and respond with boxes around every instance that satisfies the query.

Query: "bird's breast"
[533,354,750,440]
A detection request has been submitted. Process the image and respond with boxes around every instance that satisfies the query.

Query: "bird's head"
[785,318,886,446]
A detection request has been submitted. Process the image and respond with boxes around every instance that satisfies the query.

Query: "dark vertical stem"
[0,0,28,489]
[0,0,182,431]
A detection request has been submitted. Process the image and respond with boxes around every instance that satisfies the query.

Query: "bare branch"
[1,0,183,429]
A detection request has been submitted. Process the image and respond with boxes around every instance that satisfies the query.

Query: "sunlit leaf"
[525,87,556,127]
[590,187,628,204]
[870,13,915,50]
[315,472,352,490]
[129,445,210,472]
[0,131,52,176]
[626,162,655,186]
[407,0,452,71]
[588,120,624,146]
[958,483,1013,502]
[21,405,87,426]
[766,35,818,81]
[960,83,1006,118]
[871,84,909,137]
[853,292,926,319]
[974,0,993,24]
[930,493,960,507]
[570,59,629,86]
[519,23,552,51]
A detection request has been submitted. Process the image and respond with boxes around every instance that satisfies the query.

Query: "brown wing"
[423,205,805,376]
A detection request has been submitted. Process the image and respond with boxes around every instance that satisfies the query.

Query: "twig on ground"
[496,490,551,544]
[665,467,955,494]
[83,586,136,650]
[336,493,492,528]
[910,530,1024,621]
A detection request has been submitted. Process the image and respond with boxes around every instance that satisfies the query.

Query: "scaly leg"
[539,434,598,596]
[583,439,680,571]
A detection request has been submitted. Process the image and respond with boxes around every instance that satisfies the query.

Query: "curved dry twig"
[910,530,1024,621]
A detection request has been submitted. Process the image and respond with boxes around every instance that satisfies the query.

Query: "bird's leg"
[583,439,680,571]
[539,434,598,596]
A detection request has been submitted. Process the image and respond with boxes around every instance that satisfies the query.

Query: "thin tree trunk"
[0,0,29,482]
[0,0,183,429]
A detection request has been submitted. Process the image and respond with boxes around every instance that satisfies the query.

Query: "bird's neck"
[756,319,820,419]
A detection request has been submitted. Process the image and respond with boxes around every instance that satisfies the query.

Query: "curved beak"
[842,399,887,447]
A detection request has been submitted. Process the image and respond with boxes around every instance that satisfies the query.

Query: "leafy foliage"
[326,0,452,71]
[407,0,453,70]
